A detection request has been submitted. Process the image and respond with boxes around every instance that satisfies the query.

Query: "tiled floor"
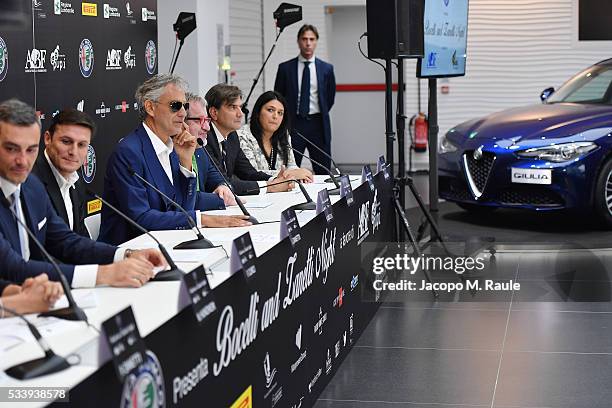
[315,174,612,407]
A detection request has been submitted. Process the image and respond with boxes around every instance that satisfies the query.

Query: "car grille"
[464,151,495,198]
[439,177,472,201]
[499,188,564,207]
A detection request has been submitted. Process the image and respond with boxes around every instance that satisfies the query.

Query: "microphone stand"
[128,169,215,250]
[0,196,87,322]
[91,193,184,281]
[289,146,340,195]
[288,179,316,211]
[197,138,259,225]
[1,304,71,379]
[292,130,343,183]
[242,28,283,122]
[244,177,314,210]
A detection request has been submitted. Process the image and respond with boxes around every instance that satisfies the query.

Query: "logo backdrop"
[0,0,158,192]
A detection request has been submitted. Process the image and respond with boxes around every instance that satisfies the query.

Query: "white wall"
[157,0,230,96]
[230,0,265,107]
[260,0,612,168]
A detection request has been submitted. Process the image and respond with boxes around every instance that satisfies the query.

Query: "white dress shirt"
[211,122,272,194]
[44,150,79,230]
[0,176,127,288]
[297,54,320,114]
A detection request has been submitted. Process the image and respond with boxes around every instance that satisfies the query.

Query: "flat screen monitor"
[417,0,469,78]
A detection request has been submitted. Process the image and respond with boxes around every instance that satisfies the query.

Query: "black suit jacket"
[205,127,271,195]
[32,154,90,237]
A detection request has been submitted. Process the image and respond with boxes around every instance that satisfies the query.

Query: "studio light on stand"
[242,3,302,122]
[170,12,196,74]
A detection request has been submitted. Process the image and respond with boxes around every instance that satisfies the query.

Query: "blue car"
[439,58,612,225]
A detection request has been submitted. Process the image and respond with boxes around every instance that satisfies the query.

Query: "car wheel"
[593,158,612,228]
[456,202,498,213]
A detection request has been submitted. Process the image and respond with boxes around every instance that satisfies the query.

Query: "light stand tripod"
[241,29,283,122]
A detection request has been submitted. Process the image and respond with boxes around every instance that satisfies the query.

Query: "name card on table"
[316,188,334,224]
[377,155,391,180]
[340,175,354,207]
[361,164,375,192]
[182,265,217,325]
[231,232,257,280]
[101,306,147,382]
[280,208,301,247]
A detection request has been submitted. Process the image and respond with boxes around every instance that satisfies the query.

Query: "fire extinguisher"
[410,112,428,152]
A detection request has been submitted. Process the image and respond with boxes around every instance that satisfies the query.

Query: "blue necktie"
[299,61,311,118]
[11,190,30,261]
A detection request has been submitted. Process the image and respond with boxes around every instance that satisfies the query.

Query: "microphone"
[243,177,296,194]
[292,130,342,181]
[0,195,87,322]
[128,167,215,250]
[288,178,316,210]
[1,304,71,379]
[289,146,340,195]
[90,192,183,281]
[246,178,315,210]
[196,137,259,225]
[244,178,315,211]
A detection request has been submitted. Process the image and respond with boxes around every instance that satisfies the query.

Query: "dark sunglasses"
[155,100,189,112]
[186,116,212,126]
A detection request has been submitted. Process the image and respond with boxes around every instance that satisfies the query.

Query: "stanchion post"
[427,78,439,223]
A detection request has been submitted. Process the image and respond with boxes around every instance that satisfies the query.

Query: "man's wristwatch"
[124,249,135,259]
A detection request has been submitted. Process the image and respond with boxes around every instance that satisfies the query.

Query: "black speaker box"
[366,0,425,59]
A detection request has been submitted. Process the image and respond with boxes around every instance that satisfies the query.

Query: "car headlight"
[439,132,459,154]
[516,141,597,162]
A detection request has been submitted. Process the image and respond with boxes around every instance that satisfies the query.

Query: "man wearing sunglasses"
[99,74,251,245]
[184,93,238,210]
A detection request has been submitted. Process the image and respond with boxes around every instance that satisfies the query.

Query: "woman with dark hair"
[237,91,313,182]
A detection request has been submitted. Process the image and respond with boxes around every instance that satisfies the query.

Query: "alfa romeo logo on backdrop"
[120,350,165,408]
[0,37,8,82]
[82,145,96,183]
[79,38,94,78]
[145,40,157,75]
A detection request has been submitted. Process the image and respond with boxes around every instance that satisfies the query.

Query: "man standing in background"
[274,24,336,175]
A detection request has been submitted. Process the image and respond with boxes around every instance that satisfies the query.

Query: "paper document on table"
[53,289,97,310]
[0,316,84,352]
[169,247,228,264]
[244,200,273,209]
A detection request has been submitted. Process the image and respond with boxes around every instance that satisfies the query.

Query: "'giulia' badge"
[473,146,484,160]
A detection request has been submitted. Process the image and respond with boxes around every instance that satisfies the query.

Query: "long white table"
[0,175,368,407]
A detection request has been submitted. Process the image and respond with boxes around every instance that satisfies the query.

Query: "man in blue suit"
[0,99,166,288]
[185,93,237,210]
[274,24,336,175]
[99,74,251,245]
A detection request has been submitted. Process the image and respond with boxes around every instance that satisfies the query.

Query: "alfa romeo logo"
[120,351,165,408]
[82,144,96,183]
[473,145,484,161]
[145,40,157,75]
[79,38,94,78]
[0,37,8,82]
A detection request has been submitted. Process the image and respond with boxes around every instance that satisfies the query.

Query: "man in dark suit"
[185,93,236,210]
[204,84,293,195]
[0,99,166,288]
[274,24,336,175]
[31,109,94,237]
[99,75,251,245]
